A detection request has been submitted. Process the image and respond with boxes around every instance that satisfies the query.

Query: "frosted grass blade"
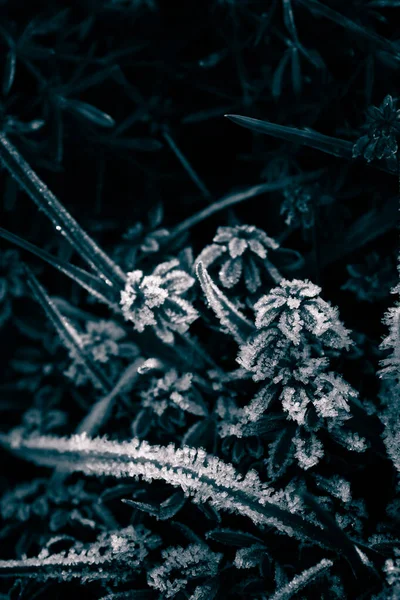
[25,267,113,393]
[196,262,255,344]
[0,133,126,287]
[0,227,120,309]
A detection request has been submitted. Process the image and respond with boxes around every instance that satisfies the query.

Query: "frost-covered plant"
[238,279,351,381]
[0,525,160,584]
[147,543,222,597]
[120,259,198,343]
[378,274,400,472]
[64,319,137,387]
[195,225,280,292]
[133,369,208,437]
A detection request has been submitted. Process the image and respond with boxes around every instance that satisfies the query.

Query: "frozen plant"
[147,543,222,598]
[64,319,136,387]
[195,225,280,293]
[120,259,199,343]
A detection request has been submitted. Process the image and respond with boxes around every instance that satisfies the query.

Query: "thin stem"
[165,170,324,242]
[162,129,212,200]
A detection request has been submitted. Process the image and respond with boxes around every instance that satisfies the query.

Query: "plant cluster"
[0,1,399,599]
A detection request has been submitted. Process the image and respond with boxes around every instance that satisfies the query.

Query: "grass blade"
[0,227,120,310]
[298,0,400,62]
[225,114,354,160]
[0,133,126,287]
[25,267,114,393]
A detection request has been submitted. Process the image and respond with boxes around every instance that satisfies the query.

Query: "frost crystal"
[147,544,222,598]
[120,259,198,343]
[195,225,279,293]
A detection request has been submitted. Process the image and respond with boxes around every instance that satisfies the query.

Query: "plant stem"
[164,170,324,243]
[162,129,212,200]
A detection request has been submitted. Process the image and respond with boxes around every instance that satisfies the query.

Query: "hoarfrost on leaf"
[120,260,198,343]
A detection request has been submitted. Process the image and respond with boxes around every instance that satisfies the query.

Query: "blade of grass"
[25,267,113,393]
[164,169,324,242]
[298,0,400,62]
[225,114,354,160]
[0,227,120,309]
[0,133,126,287]
[162,128,212,199]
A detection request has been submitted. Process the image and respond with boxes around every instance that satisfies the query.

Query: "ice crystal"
[147,544,222,598]
[120,259,198,343]
[195,225,279,293]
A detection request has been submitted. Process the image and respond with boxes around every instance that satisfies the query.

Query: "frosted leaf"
[237,327,291,381]
[314,475,352,504]
[219,258,243,288]
[147,544,222,598]
[0,525,160,583]
[254,279,352,350]
[196,262,254,344]
[229,237,248,258]
[233,544,267,569]
[195,225,280,293]
[0,431,337,545]
[330,429,368,453]
[269,558,333,600]
[293,431,324,470]
[379,304,400,381]
[140,369,208,420]
[121,262,198,343]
